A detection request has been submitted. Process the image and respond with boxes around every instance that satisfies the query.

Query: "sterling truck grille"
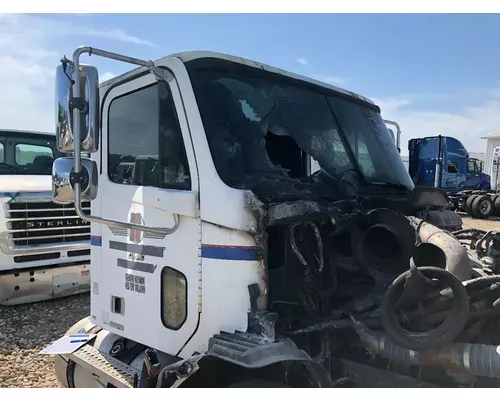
[6,202,91,247]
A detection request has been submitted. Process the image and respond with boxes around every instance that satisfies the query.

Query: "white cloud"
[99,72,117,83]
[297,57,309,65]
[376,95,500,156]
[0,14,152,133]
[83,28,156,47]
[371,97,412,113]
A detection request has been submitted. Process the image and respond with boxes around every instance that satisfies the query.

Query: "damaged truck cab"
[49,48,487,388]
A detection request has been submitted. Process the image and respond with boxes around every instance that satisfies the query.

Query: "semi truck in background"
[0,129,91,305]
[408,135,499,219]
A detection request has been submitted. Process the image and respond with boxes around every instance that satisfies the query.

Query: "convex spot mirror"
[56,63,99,153]
[52,157,98,204]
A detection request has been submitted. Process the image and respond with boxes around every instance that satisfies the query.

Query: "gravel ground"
[461,215,500,231]
[0,293,90,388]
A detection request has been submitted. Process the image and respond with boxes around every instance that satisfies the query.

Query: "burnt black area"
[178,58,499,387]
[265,206,409,331]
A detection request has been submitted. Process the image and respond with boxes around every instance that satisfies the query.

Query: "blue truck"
[408,135,499,219]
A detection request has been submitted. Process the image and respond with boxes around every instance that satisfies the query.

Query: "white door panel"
[99,68,200,355]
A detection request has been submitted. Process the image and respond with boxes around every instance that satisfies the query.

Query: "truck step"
[68,344,140,388]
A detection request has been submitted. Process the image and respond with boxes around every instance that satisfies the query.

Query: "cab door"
[98,67,201,356]
[466,159,481,189]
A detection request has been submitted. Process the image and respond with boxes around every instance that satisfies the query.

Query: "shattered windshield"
[327,96,412,187]
[187,59,414,196]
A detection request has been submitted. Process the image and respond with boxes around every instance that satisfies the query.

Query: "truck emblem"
[27,219,90,229]
[129,213,145,244]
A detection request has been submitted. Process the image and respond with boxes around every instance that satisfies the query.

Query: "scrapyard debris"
[254,194,500,387]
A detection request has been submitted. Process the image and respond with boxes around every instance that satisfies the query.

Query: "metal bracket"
[60,56,75,84]
[145,62,174,83]
[69,46,180,236]
[69,97,88,113]
[70,169,88,187]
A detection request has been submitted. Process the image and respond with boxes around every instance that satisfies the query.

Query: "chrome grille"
[6,202,91,246]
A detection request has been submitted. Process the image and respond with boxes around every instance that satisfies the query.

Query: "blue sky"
[2,13,500,155]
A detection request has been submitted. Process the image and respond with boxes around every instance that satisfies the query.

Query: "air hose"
[354,318,500,379]
[381,266,470,350]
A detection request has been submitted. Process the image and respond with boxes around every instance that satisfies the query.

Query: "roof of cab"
[100,50,376,107]
[0,128,54,137]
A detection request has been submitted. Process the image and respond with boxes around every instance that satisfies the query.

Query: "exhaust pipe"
[358,212,471,282]
[413,219,472,281]
[357,209,416,279]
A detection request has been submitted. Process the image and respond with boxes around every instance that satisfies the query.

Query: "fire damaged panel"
[183,58,500,387]
[249,198,500,386]
[241,191,500,387]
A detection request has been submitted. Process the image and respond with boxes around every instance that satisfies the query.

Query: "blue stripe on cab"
[89,237,257,260]
[201,245,260,261]
[91,236,102,247]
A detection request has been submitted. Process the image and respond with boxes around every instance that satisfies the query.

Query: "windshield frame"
[185,57,414,193]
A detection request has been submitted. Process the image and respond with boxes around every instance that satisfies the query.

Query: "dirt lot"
[0,293,90,388]
[460,215,500,231]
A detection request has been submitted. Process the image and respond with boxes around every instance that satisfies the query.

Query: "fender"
[161,331,333,388]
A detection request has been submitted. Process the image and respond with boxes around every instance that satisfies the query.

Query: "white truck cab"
[47,47,483,389]
[0,129,91,305]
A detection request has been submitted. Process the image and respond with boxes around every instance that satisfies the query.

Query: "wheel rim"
[480,199,492,215]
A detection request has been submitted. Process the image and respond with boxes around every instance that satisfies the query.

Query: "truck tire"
[465,194,478,216]
[471,195,493,219]
[493,195,500,217]
[227,379,290,388]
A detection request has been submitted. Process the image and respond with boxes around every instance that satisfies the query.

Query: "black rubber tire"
[465,194,478,215]
[471,195,493,219]
[494,195,500,217]
[381,266,470,350]
[227,379,290,388]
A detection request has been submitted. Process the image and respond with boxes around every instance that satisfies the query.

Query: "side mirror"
[52,157,98,204]
[56,63,99,153]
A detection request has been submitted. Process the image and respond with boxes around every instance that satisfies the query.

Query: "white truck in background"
[0,129,91,305]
